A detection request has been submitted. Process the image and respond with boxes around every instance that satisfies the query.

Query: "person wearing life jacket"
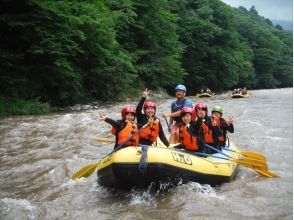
[176,107,203,151]
[98,106,139,150]
[136,89,169,147]
[211,105,234,147]
[162,84,193,144]
[194,103,223,154]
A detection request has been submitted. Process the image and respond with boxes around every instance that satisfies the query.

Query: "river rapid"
[0,88,292,220]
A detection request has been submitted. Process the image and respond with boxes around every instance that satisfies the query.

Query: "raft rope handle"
[138,145,149,175]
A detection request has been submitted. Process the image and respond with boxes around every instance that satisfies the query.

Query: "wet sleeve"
[136,97,146,117]
[227,124,234,133]
[220,119,234,133]
[158,122,170,147]
[105,118,122,129]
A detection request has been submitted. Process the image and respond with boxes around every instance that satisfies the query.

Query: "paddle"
[204,144,279,178]
[71,122,150,180]
[190,151,268,170]
[255,169,280,178]
[71,162,101,179]
[221,147,266,161]
[93,137,115,143]
[163,115,171,133]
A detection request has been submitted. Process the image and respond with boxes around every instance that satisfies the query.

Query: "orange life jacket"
[139,120,160,143]
[179,124,200,151]
[111,121,139,146]
[203,117,221,144]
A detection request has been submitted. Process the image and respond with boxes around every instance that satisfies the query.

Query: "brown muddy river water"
[0,88,292,220]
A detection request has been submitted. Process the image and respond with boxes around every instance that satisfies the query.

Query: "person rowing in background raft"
[175,107,204,152]
[98,107,139,150]
[136,89,169,147]
[162,84,193,144]
[211,105,234,147]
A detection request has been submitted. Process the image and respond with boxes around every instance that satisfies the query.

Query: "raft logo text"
[171,152,192,165]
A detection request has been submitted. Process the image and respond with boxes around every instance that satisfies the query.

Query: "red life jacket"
[139,120,160,143]
[179,124,200,151]
[112,121,139,146]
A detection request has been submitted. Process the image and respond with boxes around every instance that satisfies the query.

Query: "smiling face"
[196,108,206,118]
[144,107,155,117]
[175,90,185,99]
[125,113,135,122]
[181,113,192,124]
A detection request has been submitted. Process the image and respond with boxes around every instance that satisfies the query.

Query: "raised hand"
[227,115,234,125]
[142,88,151,98]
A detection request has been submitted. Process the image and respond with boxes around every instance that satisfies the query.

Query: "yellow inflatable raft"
[96,143,240,188]
[196,92,213,98]
[231,93,249,98]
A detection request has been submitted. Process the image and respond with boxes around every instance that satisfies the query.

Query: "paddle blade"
[233,158,268,170]
[71,162,99,179]
[240,151,266,161]
[255,169,280,178]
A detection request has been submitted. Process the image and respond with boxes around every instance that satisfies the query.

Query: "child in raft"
[98,106,139,150]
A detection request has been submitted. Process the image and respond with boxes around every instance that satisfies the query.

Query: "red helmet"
[143,101,157,109]
[180,107,194,116]
[195,103,208,112]
[121,106,136,119]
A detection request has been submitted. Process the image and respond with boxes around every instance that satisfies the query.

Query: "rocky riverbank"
[58,88,171,112]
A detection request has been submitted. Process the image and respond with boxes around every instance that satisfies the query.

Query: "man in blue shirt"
[162,84,193,144]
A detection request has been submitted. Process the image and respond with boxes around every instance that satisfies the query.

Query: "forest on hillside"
[0,0,292,114]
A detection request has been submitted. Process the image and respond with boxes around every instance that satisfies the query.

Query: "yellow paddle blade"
[255,169,280,178]
[93,137,115,143]
[239,151,266,161]
[233,158,279,178]
[71,162,100,179]
[233,158,268,170]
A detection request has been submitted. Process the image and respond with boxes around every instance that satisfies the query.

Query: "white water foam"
[181,182,225,200]
[0,198,36,220]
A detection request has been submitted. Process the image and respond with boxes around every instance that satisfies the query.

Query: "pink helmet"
[143,101,157,109]
[194,103,208,112]
[180,107,194,116]
[121,106,136,119]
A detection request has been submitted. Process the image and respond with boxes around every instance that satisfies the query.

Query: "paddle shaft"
[163,115,171,133]
[191,151,267,169]
[205,144,266,165]
[93,137,115,143]
[221,147,266,161]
